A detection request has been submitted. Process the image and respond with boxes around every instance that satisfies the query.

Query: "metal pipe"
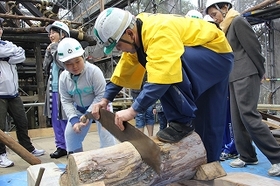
[23,103,45,107]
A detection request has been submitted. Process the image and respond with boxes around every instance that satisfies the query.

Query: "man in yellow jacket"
[92,7,234,162]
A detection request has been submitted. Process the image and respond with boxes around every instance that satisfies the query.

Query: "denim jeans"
[135,105,155,128]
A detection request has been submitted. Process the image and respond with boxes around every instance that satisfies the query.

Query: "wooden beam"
[21,2,43,17]
[260,111,280,123]
[258,104,280,111]
[21,95,38,102]
[0,13,82,25]
[34,42,46,128]
[242,0,278,14]
[0,0,54,4]
[0,129,41,165]
[263,120,280,130]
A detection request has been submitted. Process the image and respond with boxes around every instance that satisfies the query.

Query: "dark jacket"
[226,16,265,82]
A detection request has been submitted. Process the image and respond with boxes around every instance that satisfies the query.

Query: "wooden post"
[34,42,46,128]
[0,129,41,165]
[100,0,104,12]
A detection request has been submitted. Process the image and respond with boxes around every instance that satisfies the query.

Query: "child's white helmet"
[46,21,70,37]
[186,10,203,19]
[57,38,84,62]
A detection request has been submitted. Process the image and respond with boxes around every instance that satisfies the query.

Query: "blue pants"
[135,104,154,128]
[158,112,167,130]
[51,93,67,150]
[221,93,237,155]
[160,46,234,162]
[65,117,116,152]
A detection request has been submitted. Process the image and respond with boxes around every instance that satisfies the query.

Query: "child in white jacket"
[57,37,116,153]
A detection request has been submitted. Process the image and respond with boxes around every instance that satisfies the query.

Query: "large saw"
[80,109,161,174]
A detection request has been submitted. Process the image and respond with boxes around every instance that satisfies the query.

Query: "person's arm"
[0,41,25,64]
[91,80,123,120]
[103,81,123,101]
[87,66,107,112]
[132,83,170,113]
[42,43,54,72]
[59,72,79,126]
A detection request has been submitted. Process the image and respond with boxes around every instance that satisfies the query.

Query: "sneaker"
[31,149,45,157]
[220,152,238,161]
[268,163,280,176]
[229,158,258,168]
[0,153,14,168]
[156,122,194,143]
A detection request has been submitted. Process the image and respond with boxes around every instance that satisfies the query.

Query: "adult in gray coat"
[206,0,280,176]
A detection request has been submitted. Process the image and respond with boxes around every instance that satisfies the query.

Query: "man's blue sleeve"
[103,81,123,102]
[132,83,170,113]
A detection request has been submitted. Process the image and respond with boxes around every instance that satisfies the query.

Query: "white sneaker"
[229,158,258,168]
[0,153,14,168]
[268,163,280,176]
[31,149,45,157]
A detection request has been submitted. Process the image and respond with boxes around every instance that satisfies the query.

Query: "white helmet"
[46,21,70,37]
[186,10,203,19]
[93,7,134,55]
[203,15,215,22]
[57,38,84,62]
[205,0,232,14]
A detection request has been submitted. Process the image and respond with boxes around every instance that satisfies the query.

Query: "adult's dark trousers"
[0,96,34,154]
[230,75,280,164]
[160,46,234,162]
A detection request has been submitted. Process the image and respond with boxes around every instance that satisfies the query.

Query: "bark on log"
[0,129,41,165]
[65,132,207,186]
[242,0,278,14]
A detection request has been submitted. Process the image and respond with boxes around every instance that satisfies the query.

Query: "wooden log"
[65,132,207,186]
[193,161,226,181]
[0,129,41,165]
[0,13,82,25]
[242,0,278,14]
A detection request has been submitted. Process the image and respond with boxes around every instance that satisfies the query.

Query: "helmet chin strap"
[134,43,139,51]
[59,29,64,41]
[214,3,229,18]
[119,38,138,51]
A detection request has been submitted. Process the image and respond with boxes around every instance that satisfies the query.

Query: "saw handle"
[80,115,87,123]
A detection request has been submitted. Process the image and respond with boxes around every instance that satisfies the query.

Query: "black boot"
[156,122,194,143]
[50,148,67,159]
